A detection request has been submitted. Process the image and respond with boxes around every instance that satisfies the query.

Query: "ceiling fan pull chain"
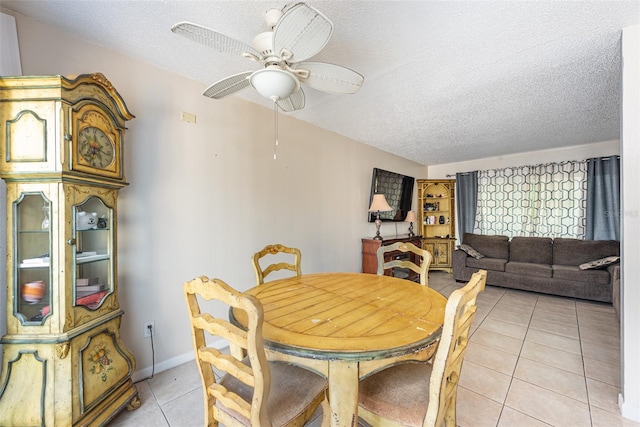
[273,101,279,160]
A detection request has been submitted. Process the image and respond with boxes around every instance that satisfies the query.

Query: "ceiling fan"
[171,2,364,112]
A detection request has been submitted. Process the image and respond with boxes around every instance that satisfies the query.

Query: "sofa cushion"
[467,257,508,272]
[505,261,552,278]
[579,256,620,270]
[553,265,611,285]
[510,236,553,265]
[458,244,485,259]
[553,238,620,266]
[463,233,510,260]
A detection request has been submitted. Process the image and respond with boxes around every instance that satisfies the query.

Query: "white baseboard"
[619,393,640,422]
[131,338,228,383]
[132,351,194,383]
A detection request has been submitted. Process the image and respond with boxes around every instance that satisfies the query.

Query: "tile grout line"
[519,296,595,426]
[146,379,172,427]
[498,289,539,426]
[575,299,596,427]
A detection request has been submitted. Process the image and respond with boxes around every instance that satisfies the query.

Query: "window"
[475,161,588,238]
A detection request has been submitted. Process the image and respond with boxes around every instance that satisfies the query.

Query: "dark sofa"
[452,233,620,304]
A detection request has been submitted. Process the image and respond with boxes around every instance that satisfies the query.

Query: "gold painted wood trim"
[0,73,134,121]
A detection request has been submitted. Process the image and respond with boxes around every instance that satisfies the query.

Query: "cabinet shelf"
[18,263,50,269]
[76,254,110,264]
[19,254,109,268]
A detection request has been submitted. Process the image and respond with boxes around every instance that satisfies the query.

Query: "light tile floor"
[110,271,639,427]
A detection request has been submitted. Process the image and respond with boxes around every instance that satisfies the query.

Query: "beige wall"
[2,13,426,375]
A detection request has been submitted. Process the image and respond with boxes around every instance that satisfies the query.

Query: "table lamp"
[405,210,417,237]
[368,193,393,240]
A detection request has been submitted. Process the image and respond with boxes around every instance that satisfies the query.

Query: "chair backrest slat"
[209,382,252,417]
[252,244,302,285]
[198,347,255,387]
[192,314,248,350]
[376,242,432,287]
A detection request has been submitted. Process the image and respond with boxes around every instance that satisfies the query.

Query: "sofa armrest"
[453,249,469,282]
[608,264,621,320]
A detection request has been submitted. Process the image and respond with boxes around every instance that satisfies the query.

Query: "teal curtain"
[586,156,620,241]
[456,172,478,237]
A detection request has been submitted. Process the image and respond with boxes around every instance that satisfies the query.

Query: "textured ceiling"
[2,1,639,165]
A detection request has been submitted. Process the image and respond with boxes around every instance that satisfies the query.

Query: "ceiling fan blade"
[295,62,364,94]
[273,3,333,63]
[202,72,253,99]
[276,88,305,112]
[171,22,262,60]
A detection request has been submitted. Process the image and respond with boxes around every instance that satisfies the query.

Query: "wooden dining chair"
[183,276,328,427]
[358,269,487,427]
[252,244,302,286]
[377,241,432,287]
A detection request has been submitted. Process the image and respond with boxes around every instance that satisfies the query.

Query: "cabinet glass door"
[73,196,113,309]
[15,192,52,324]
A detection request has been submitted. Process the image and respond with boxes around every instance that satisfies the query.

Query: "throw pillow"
[458,244,485,259]
[579,256,620,270]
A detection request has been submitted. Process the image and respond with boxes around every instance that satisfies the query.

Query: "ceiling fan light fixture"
[172,2,363,111]
[250,66,299,101]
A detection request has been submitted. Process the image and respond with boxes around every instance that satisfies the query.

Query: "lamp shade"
[405,210,417,223]
[368,193,393,212]
[250,66,299,101]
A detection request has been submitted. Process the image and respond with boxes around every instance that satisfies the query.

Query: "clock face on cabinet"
[72,106,123,180]
[78,126,114,169]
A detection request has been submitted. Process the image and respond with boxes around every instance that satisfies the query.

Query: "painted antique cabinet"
[0,73,139,426]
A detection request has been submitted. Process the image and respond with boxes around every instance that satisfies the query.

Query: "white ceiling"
[2,1,639,166]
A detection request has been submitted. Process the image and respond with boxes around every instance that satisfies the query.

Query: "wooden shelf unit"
[417,179,456,272]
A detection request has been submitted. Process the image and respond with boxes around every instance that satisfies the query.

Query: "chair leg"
[443,396,457,427]
[320,392,331,427]
[229,343,246,360]
[204,390,218,427]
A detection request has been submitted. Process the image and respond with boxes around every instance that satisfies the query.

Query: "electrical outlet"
[144,321,155,338]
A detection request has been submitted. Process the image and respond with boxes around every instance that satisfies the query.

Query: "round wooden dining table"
[231,272,447,427]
